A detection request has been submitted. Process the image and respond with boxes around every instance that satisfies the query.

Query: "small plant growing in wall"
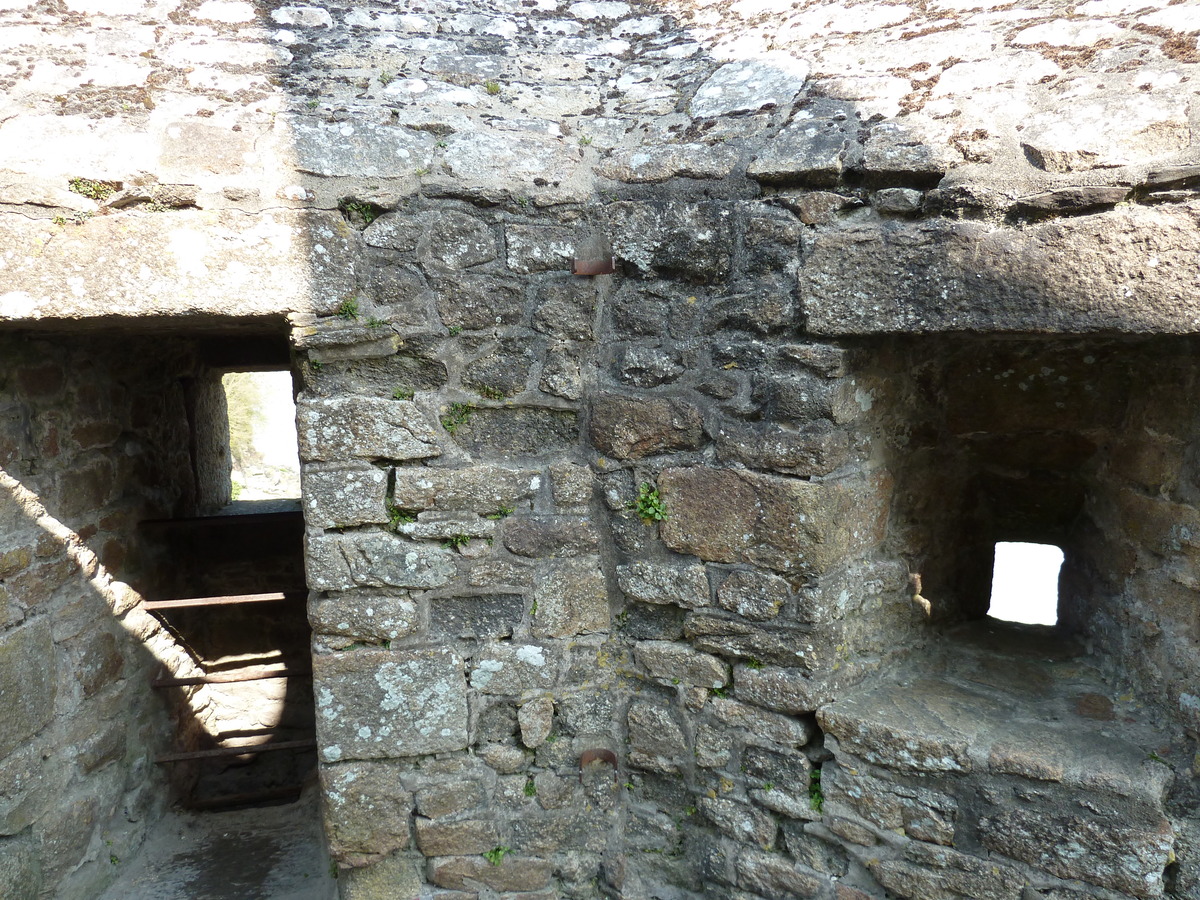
[808,767,824,813]
[386,500,417,532]
[443,533,472,550]
[483,846,511,866]
[392,386,414,401]
[632,483,667,524]
[440,402,473,434]
[337,198,383,228]
[335,298,359,320]
[68,177,117,202]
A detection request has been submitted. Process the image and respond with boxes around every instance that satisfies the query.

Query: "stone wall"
[0,332,220,899]
[1,0,1199,897]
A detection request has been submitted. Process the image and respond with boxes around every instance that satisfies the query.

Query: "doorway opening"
[988,541,1063,626]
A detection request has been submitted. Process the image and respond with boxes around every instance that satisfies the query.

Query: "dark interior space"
[864,334,1200,709]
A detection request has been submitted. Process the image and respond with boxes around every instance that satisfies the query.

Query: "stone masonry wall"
[1,0,1199,897]
[0,332,231,899]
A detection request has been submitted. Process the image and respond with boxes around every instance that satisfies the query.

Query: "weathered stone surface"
[321,761,413,863]
[533,279,596,340]
[549,463,594,508]
[415,779,485,820]
[735,848,822,898]
[826,768,956,846]
[503,516,598,558]
[531,557,608,637]
[659,467,881,574]
[702,798,775,847]
[979,806,1173,897]
[306,533,457,591]
[0,620,54,759]
[420,211,498,271]
[818,679,986,774]
[634,640,728,688]
[873,187,923,214]
[590,393,703,459]
[716,570,791,621]
[713,422,852,477]
[471,643,559,694]
[870,842,1025,900]
[430,594,524,640]
[297,397,441,462]
[607,201,735,283]
[0,832,39,900]
[291,119,435,177]
[314,648,468,760]
[507,225,574,275]
[518,695,555,748]
[414,818,500,857]
[689,57,810,118]
[710,697,814,748]
[391,465,541,513]
[598,143,740,183]
[616,561,710,609]
[302,463,388,529]
[1020,95,1190,173]
[801,208,1200,335]
[748,104,861,185]
[428,854,554,892]
[437,130,586,202]
[627,701,688,773]
[434,276,525,330]
[451,407,578,456]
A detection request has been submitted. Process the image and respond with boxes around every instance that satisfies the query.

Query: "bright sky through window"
[989,541,1063,626]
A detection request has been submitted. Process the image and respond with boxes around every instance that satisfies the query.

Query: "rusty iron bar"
[142,591,305,610]
[154,739,316,764]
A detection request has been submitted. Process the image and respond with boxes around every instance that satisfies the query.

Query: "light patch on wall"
[989,541,1063,626]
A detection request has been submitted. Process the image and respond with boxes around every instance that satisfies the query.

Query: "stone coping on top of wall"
[0,0,1196,330]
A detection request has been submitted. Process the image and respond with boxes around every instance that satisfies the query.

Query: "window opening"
[988,541,1063,626]
[222,370,300,501]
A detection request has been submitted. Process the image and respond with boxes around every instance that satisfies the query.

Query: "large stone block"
[450,407,578,457]
[321,760,413,865]
[391,465,542,514]
[305,533,456,591]
[735,847,823,898]
[607,201,735,283]
[818,679,986,774]
[314,648,468,761]
[309,591,419,645]
[338,852,423,900]
[979,805,1173,898]
[470,643,560,695]
[428,854,553,892]
[290,118,435,177]
[658,467,884,575]
[0,831,39,900]
[296,397,441,462]
[627,701,688,774]
[800,208,1200,336]
[616,561,709,609]
[871,843,1025,900]
[0,620,54,759]
[634,641,728,689]
[414,817,499,857]
[531,558,609,638]
[825,768,956,846]
[735,665,834,714]
[590,393,703,460]
[302,463,388,529]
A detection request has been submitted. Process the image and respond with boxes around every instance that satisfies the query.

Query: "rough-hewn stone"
[315,649,469,760]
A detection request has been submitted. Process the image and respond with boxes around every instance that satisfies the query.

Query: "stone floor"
[98,788,336,900]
